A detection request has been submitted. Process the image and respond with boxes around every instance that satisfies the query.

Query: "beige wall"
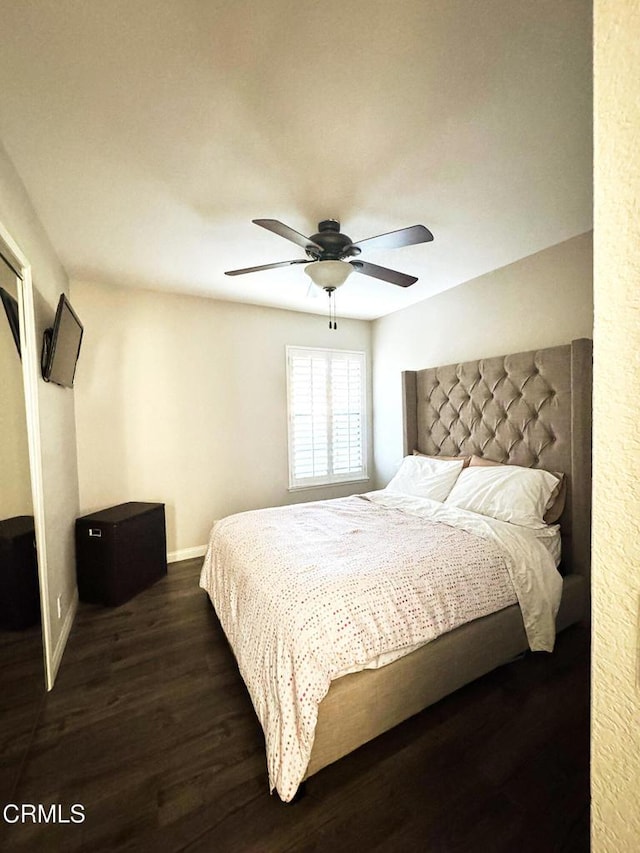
[0,141,80,683]
[371,232,593,486]
[0,269,32,519]
[71,281,372,556]
[592,2,640,849]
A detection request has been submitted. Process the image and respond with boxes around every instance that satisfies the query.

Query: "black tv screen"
[0,286,21,358]
[43,294,84,388]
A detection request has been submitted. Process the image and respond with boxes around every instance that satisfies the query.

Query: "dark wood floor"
[0,558,590,853]
[0,618,44,808]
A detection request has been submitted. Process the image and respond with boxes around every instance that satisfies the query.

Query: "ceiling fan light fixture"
[304,260,353,290]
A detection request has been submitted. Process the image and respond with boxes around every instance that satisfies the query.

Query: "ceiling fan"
[224,218,434,291]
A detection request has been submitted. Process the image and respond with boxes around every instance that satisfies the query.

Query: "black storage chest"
[75,502,166,606]
[0,515,40,630]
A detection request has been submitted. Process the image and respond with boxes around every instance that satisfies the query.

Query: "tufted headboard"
[401,339,592,579]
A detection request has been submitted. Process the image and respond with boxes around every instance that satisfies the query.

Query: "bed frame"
[305,338,592,781]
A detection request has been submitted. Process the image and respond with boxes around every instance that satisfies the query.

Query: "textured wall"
[592,1,640,849]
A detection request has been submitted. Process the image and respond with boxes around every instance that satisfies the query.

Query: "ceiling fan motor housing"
[307,220,361,260]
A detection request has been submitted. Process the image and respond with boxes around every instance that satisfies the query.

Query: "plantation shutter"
[287,347,367,488]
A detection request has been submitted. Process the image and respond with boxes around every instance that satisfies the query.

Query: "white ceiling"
[0,0,592,320]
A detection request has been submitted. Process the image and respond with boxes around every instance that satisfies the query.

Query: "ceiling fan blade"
[225,259,309,276]
[351,224,434,253]
[350,260,418,288]
[253,219,322,252]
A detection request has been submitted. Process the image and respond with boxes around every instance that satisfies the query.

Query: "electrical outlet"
[56,594,62,619]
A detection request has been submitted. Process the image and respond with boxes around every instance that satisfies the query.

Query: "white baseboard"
[168,544,208,564]
[48,587,79,690]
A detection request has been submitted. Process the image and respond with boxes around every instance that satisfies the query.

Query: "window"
[286,346,368,489]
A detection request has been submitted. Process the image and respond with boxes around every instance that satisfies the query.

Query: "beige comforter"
[200,494,562,801]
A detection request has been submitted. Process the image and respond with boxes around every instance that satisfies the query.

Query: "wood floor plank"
[0,558,589,852]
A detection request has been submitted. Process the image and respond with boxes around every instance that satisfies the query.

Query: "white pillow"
[386,455,465,502]
[444,465,560,528]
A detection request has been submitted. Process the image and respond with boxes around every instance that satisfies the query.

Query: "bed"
[200,338,592,802]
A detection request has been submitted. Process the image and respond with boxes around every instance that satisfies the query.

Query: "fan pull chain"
[327,288,337,330]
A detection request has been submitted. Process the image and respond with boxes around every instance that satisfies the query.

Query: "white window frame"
[286,345,368,490]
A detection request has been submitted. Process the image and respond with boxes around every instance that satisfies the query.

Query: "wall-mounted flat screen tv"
[0,286,21,358]
[42,294,84,388]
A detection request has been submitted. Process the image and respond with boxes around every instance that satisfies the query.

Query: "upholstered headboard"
[401,339,592,579]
